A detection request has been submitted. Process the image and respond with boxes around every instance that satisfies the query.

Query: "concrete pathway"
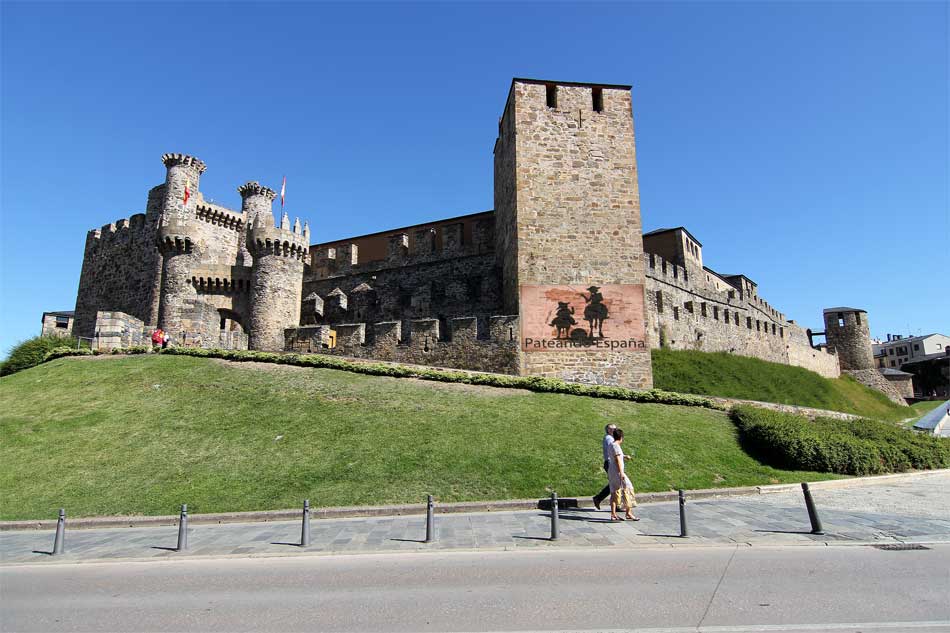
[3,472,949,565]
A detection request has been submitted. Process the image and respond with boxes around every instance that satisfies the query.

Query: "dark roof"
[902,351,950,366]
[879,368,913,377]
[311,210,494,248]
[511,77,633,90]
[878,333,943,346]
[822,307,867,314]
[720,273,758,287]
[642,226,703,247]
[42,311,74,319]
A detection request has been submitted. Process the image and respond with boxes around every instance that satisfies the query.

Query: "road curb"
[4,469,947,532]
[3,538,948,569]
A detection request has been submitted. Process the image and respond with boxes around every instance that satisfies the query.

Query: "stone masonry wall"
[496,80,653,389]
[303,222,503,339]
[73,211,162,339]
[285,316,519,374]
[92,311,146,350]
[824,310,874,371]
[844,369,908,405]
[644,252,840,378]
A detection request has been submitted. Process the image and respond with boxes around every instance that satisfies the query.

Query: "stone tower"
[156,153,207,337]
[243,182,310,351]
[494,79,652,388]
[823,307,873,370]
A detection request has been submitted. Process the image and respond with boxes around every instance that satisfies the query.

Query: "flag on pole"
[183,184,190,206]
[280,176,286,209]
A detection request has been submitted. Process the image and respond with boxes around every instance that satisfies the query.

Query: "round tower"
[243,182,310,351]
[156,153,207,337]
[823,307,873,370]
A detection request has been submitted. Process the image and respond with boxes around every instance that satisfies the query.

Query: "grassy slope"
[0,355,840,520]
[652,349,913,421]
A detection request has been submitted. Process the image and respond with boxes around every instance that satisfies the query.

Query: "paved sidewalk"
[3,472,948,565]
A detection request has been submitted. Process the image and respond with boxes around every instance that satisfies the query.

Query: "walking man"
[592,423,616,510]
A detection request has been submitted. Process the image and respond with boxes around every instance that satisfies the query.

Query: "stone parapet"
[285,315,520,374]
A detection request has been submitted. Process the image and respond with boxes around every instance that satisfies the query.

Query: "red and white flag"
[183,185,190,206]
[280,176,286,209]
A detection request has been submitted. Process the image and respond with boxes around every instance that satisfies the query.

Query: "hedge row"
[731,405,950,475]
[38,345,719,409]
[0,335,85,376]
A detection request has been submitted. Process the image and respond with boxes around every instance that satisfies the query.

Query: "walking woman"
[608,428,638,521]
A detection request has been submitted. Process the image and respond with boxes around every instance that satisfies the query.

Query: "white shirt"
[602,433,615,461]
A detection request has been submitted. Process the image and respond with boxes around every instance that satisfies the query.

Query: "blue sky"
[1,1,946,355]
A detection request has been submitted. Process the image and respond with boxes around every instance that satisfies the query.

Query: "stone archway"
[218,309,248,350]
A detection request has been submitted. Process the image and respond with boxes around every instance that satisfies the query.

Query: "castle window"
[673,307,679,321]
[713,306,719,321]
[55,316,70,328]
[747,317,752,329]
[701,303,707,317]
[723,309,729,323]
[772,323,777,335]
[546,84,558,109]
[856,313,861,325]
[656,291,663,313]
[592,87,603,112]
[780,327,785,338]
[734,313,740,326]
[685,301,693,314]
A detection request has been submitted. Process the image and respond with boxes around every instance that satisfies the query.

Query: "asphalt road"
[2,545,948,633]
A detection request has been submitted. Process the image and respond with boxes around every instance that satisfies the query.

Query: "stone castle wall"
[644,252,840,379]
[824,310,873,371]
[70,80,870,393]
[301,220,502,337]
[73,204,163,339]
[286,315,519,374]
[495,80,653,389]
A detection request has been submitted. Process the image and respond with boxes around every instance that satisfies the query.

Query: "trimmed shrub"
[731,406,950,475]
[1,336,83,376]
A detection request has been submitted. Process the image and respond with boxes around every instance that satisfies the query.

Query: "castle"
[67,77,909,403]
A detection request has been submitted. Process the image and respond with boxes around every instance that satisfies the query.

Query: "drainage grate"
[872,543,930,551]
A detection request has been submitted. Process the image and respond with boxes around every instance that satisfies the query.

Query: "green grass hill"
[652,349,912,421]
[0,354,847,520]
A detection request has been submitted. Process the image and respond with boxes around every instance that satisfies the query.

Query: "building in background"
[40,311,74,338]
[873,333,950,369]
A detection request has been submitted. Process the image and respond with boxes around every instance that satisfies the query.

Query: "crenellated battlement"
[284,315,520,374]
[84,214,150,249]
[161,153,207,174]
[195,203,244,231]
[237,181,276,201]
[248,225,310,262]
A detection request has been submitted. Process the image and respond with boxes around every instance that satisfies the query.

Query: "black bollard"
[550,491,559,541]
[425,495,435,543]
[52,508,65,555]
[300,499,311,547]
[801,483,824,535]
[678,490,689,537]
[176,504,189,551]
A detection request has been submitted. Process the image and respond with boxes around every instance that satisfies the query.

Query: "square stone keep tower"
[494,78,653,388]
